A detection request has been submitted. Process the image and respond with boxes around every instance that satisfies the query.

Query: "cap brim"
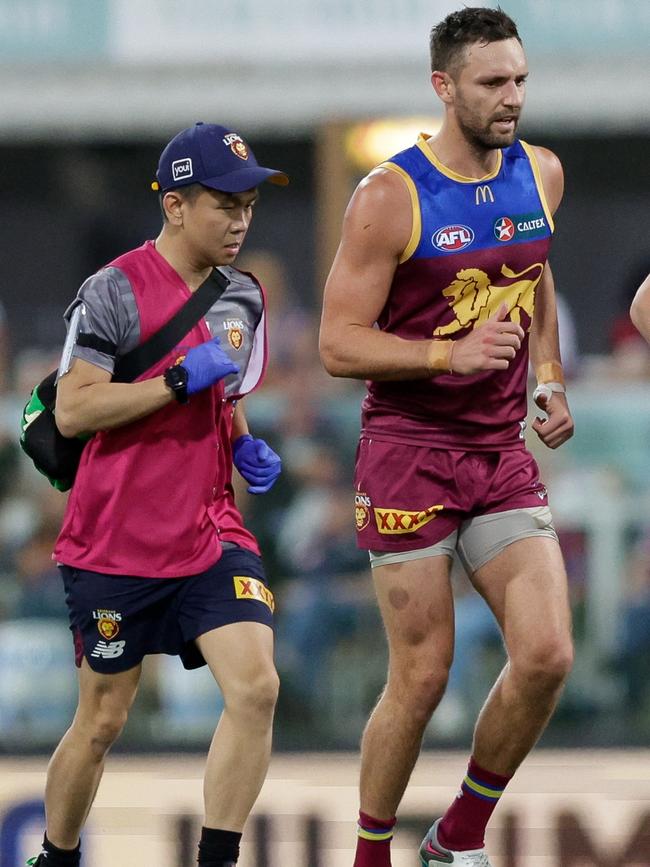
[200,166,289,193]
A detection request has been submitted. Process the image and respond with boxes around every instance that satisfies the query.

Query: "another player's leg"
[354,553,454,867]
[32,659,142,866]
[195,621,278,866]
[422,533,572,865]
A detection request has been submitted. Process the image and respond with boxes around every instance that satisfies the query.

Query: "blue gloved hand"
[182,336,239,396]
[232,434,282,494]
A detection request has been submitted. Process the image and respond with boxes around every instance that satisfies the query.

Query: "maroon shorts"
[354,436,548,552]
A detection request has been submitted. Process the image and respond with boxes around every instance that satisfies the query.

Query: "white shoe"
[419,818,493,866]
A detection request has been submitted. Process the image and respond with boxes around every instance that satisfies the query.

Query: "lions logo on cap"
[223,132,249,161]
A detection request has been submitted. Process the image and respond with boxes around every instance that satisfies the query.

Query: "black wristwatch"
[164,365,189,404]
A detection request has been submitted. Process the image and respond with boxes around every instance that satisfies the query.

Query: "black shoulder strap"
[112,268,229,383]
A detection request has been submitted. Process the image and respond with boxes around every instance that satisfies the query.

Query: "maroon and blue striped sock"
[353,811,396,867]
[438,756,511,850]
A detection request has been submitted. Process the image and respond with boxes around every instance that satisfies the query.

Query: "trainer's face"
[180,187,258,266]
[448,37,528,149]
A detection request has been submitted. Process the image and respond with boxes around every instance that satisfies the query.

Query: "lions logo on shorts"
[93,608,122,640]
[355,492,371,531]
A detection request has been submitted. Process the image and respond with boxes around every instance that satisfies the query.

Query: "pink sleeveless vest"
[54,242,227,578]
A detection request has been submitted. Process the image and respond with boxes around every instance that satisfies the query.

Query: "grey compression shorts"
[369,506,557,574]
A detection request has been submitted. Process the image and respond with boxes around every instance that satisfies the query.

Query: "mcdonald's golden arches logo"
[475,185,495,205]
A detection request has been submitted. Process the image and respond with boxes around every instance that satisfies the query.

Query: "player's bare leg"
[196,622,279,831]
[44,660,142,849]
[471,536,573,773]
[427,536,573,860]
[354,555,454,865]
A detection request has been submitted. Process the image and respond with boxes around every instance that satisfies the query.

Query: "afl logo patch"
[494,216,516,242]
[433,225,474,252]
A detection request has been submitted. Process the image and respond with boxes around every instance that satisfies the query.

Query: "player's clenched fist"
[532,388,574,449]
[447,303,524,375]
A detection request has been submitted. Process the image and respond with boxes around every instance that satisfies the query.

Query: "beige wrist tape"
[536,361,565,385]
[428,339,454,374]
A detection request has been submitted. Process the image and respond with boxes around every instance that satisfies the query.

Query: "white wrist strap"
[533,381,566,402]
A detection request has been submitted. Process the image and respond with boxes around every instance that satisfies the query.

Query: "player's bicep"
[320,170,411,334]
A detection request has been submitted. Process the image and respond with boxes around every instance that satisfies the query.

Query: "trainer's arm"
[231,400,250,440]
[319,169,523,380]
[630,273,650,343]
[55,359,174,438]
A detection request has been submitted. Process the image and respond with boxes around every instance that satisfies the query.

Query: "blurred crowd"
[1,251,650,753]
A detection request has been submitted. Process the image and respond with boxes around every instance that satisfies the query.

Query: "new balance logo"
[91,640,126,659]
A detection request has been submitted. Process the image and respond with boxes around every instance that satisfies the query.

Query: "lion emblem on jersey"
[433,262,544,337]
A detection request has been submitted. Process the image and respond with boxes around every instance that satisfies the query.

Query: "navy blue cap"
[154,122,289,193]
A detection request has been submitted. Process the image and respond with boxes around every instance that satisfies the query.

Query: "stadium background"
[0,0,649,863]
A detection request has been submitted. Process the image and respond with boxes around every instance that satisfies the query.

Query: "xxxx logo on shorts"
[374,505,444,534]
[233,576,275,612]
[355,492,371,531]
[92,608,122,640]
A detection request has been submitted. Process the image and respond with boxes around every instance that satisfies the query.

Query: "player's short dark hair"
[158,182,204,221]
[429,6,521,74]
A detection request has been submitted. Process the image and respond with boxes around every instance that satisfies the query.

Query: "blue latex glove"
[232,434,282,494]
[182,336,239,396]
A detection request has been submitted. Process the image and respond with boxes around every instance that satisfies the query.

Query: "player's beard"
[455,95,520,150]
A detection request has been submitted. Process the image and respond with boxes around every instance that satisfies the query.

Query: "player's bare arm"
[319,169,524,381]
[527,146,573,449]
[630,273,650,342]
[55,358,175,438]
[530,265,574,449]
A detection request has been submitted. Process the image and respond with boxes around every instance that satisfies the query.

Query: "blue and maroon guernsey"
[362,133,554,451]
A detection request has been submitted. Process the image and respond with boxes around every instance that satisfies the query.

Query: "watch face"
[165,365,189,402]
[171,366,187,387]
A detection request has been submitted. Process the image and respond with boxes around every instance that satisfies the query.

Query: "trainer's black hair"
[429,6,521,74]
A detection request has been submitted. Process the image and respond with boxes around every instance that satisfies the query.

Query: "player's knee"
[393,664,450,721]
[513,636,574,690]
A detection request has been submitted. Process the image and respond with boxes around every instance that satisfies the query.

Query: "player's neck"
[154,229,213,292]
[425,125,501,180]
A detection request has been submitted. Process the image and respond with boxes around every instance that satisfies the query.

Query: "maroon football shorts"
[354,436,549,553]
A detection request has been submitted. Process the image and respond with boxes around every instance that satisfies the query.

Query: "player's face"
[181,187,258,266]
[451,38,528,149]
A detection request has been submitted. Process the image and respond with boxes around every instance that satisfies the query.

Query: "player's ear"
[162,190,184,226]
[431,70,454,104]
